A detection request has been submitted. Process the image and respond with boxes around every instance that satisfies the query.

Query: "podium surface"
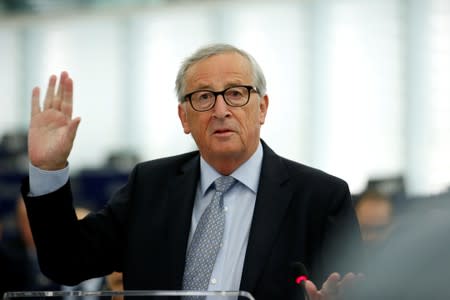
[3,290,255,300]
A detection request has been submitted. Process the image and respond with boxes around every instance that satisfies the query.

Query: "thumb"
[68,117,81,140]
[304,280,322,300]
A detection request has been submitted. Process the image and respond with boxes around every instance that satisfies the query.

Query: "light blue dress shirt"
[29,164,70,196]
[29,142,263,294]
[190,142,263,292]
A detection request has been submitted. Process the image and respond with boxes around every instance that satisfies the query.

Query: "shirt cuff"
[29,163,70,196]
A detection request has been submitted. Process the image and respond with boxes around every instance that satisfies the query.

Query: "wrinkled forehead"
[184,52,253,89]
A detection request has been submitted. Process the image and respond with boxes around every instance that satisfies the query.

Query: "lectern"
[3,290,255,300]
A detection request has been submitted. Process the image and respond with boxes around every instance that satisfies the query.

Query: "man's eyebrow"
[192,82,245,91]
[193,84,214,90]
[225,82,245,88]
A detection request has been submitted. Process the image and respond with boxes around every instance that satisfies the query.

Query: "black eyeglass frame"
[182,85,259,112]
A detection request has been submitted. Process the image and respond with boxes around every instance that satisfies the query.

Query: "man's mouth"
[214,129,232,134]
[213,128,235,137]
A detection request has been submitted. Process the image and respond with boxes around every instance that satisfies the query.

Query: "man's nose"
[213,95,231,118]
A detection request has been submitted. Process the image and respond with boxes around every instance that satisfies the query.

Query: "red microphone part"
[295,275,308,285]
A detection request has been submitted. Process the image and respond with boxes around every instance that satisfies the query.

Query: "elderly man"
[22,44,361,300]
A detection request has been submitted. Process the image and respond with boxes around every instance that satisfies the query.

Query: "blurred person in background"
[1,218,31,297]
[355,189,394,257]
[15,196,60,291]
[21,43,362,300]
[349,202,450,300]
[0,196,59,297]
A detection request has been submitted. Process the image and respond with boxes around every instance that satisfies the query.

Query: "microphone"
[291,262,310,300]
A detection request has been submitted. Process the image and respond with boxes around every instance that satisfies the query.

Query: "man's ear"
[178,103,191,134]
[259,94,269,125]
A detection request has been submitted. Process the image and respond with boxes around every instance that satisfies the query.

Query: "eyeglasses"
[183,85,258,112]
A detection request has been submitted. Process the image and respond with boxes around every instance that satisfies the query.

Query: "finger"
[304,280,322,300]
[322,272,341,288]
[54,71,68,110]
[67,117,81,142]
[340,272,356,285]
[56,71,68,99]
[321,273,341,296]
[61,77,73,118]
[337,272,358,292]
[31,87,41,117]
[43,75,57,109]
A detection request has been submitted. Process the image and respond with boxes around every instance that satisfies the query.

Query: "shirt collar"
[199,141,263,195]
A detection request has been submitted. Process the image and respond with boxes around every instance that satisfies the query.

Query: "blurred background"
[0,0,449,227]
[1,0,450,296]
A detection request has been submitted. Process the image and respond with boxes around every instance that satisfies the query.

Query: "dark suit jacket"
[22,141,361,300]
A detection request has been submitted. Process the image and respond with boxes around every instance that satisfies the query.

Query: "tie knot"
[214,176,236,193]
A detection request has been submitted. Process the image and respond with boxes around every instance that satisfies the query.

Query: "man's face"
[178,52,268,171]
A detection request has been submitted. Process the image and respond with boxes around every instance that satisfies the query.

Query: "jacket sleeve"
[21,170,133,285]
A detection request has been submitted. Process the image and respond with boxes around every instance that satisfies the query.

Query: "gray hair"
[175,43,267,103]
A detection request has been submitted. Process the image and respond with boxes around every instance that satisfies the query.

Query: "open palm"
[28,72,81,170]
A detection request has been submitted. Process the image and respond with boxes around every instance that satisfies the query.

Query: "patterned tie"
[182,176,236,295]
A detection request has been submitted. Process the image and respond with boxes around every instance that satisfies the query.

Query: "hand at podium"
[305,272,364,300]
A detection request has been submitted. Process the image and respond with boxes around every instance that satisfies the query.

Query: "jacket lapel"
[166,154,200,289]
[240,142,292,292]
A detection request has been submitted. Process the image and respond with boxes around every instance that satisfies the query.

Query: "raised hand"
[28,71,81,170]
